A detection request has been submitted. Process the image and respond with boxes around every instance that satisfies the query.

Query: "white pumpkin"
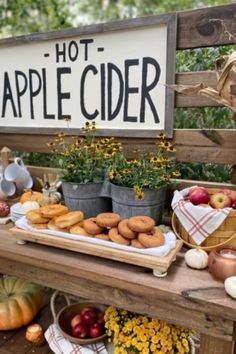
[184,248,208,269]
[21,201,40,214]
[224,277,236,299]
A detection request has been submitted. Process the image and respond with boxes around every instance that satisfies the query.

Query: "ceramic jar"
[208,247,236,281]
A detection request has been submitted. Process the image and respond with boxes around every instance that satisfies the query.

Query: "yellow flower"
[109,170,117,179]
[134,190,144,200]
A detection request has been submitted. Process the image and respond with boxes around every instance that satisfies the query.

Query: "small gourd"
[21,201,40,214]
[38,190,61,206]
[184,248,208,269]
[224,276,236,299]
[20,190,42,204]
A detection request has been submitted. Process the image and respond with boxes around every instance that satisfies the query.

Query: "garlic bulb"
[224,277,236,299]
[184,248,208,269]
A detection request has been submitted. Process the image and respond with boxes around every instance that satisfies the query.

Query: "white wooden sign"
[0,14,176,137]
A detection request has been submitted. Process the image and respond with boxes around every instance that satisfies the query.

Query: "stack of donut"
[25,206,165,249]
[26,204,84,231]
[72,213,165,249]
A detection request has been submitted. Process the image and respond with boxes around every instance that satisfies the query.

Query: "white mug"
[0,177,16,199]
[16,175,33,192]
[4,157,30,187]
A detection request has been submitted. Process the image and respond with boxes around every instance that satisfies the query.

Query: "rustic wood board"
[10,227,182,276]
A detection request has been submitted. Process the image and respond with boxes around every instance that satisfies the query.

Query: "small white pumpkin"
[184,248,208,269]
[224,276,236,299]
[21,201,40,214]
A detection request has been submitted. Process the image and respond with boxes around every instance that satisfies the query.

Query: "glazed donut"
[83,218,105,235]
[39,204,68,219]
[118,219,137,239]
[48,218,69,232]
[138,228,165,248]
[70,224,93,237]
[26,209,50,224]
[55,211,84,229]
[108,227,130,245]
[131,238,146,249]
[128,215,155,233]
[95,233,110,241]
[96,213,121,228]
[28,222,48,230]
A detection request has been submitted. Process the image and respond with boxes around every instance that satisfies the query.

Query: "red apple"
[71,323,88,338]
[218,188,236,205]
[209,192,232,209]
[89,323,103,338]
[80,306,96,317]
[71,314,83,329]
[81,310,96,325]
[188,187,210,205]
[96,310,105,325]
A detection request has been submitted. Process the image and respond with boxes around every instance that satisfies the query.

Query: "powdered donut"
[26,209,50,224]
[96,212,121,228]
[55,211,84,229]
[40,204,68,219]
[95,233,110,241]
[70,224,93,237]
[128,215,155,233]
[138,228,165,248]
[131,238,146,249]
[118,219,137,239]
[83,217,105,235]
[108,227,130,245]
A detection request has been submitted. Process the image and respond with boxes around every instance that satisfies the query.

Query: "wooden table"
[0,224,235,354]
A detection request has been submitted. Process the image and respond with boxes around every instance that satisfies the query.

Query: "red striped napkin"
[45,324,108,354]
[171,187,231,245]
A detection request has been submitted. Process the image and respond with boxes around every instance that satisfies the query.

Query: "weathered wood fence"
[1,3,236,187]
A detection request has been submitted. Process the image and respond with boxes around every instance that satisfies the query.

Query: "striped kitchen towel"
[45,324,108,354]
[171,187,231,245]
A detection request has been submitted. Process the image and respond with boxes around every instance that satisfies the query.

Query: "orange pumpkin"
[0,276,43,330]
[20,190,42,204]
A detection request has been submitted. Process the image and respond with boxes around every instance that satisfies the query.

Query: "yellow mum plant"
[104,306,193,354]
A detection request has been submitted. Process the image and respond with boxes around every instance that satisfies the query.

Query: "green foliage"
[76,0,236,24]
[178,162,232,183]
[0,0,72,37]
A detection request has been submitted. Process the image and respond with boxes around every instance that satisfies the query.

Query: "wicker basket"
[171,188,236,250]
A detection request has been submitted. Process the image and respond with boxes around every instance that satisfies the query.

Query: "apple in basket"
[188,186,210,205]
[72,322,88,338]
[89,323,103,338]
[209,192,232,209]
[218,188,236,205]
[70,305,105,339]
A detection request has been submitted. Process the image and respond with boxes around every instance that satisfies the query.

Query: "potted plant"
[48,122,122,217]
[107,134,180,224]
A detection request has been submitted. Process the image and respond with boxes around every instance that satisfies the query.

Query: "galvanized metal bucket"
[62,182,112,218]
[109,183,167,224]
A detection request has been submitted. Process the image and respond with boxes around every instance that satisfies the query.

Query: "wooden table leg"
[200,334,235,354]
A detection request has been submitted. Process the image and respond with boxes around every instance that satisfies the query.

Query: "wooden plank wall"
[0,3,236,182]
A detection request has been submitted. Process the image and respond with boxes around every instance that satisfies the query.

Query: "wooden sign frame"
[0,14,177,138]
